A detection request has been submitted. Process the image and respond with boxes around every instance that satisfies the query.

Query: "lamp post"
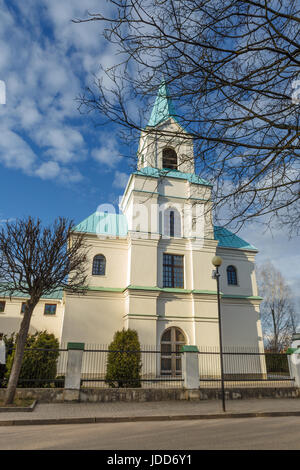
[212,255,226,412]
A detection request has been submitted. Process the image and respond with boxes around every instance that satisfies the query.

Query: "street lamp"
[212,255,226,412]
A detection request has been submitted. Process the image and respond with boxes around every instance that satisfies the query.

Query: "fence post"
[287,347,300,388]
[64,342,85,401]
[181,345,199,389]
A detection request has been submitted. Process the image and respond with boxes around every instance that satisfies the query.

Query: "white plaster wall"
[158,178,189,199]
[125,290,159,317]
[217,248,257,296]
[125,316,157,346]
[61,292,124,345]
[221,300,263,349]
[84,237,128,289]
[128,238,159,286]
[157,295,193,317]
[0,297,64,340]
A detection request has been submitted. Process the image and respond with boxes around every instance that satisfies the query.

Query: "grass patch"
[0,398,34,408]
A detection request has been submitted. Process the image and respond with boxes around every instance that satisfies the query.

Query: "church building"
[61,83,264,372]
[0,83,264,377]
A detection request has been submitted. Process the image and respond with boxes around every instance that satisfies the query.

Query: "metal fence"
[0,347,68,388]
[81,344,184,389]
[80,344,294,389]
[0,343,294,390]
[197,346,294,388]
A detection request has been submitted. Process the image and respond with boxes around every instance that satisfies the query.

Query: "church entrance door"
[160,327,186,376]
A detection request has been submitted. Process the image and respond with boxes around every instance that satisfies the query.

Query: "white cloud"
[34,127,85,163]
[42,0,114,51]
[92,137,122,168]
[0,0,136,187]
[0,127,37,172]
[0,124,83,184]
[35,161,60,179]
[113,171,129,188]
[35,160,83,183]
[15,98,42,129]
[59,167,83,183]
[0,0,132,184]
[0,0,109,184]
[0,41,10,70]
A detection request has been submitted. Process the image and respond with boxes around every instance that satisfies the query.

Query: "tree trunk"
[4,302,36,405]
[270,307,278,352]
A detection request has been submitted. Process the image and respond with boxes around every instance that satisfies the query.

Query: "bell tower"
[137,81,195,174]
[120,80,214,242]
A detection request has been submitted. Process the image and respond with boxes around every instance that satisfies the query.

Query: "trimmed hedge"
[105,329,142,388]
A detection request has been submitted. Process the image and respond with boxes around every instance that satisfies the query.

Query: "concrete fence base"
[0,386,299,404]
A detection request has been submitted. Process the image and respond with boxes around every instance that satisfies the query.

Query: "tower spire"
[147,81,177,127]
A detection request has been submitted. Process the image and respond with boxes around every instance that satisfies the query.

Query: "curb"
[0,400,37,413]
[1,410,300,426]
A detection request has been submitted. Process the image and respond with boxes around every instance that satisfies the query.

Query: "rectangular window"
[163,254,184,288]
[44,304,57,315]
[0,301,5,313]
[21,302,26,315]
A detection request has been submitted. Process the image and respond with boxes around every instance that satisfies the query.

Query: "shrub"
[54,375,65,388]
[265,352,289,374]
[105,329,142,388]
[4,333,16,357]
[5,331,60,388]
[0,334,16,387]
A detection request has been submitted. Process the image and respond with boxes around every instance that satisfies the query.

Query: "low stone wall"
[0,388,65,403]
[0,386,299,403]
[80,387,300,402]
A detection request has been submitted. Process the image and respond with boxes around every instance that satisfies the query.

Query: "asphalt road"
[1,416,300,450]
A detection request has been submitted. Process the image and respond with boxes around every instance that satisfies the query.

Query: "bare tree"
[257,261,297,351]
[74,0,300,233]
[0,217,89,404]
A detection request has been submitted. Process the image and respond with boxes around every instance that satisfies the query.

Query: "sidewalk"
[1,398,300,425]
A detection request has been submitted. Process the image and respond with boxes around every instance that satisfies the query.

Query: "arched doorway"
[160,327,186,376]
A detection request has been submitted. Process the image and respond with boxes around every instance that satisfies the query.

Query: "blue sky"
[0,0,133,225]
[0,0,299,310]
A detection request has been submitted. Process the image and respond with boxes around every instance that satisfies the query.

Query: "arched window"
[92,254,106,276]
[227,265,237,285]
[162,207,181,238]
[161,327,186,376]
[162,148,177,170]
[170,210,174,237]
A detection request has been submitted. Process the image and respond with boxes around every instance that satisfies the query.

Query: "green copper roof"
[147,81,178,127]
[74,212,256,251]
[0,285,63,300]
[74,212,128,237]
[214,226,257,251]
[134,167,212,186]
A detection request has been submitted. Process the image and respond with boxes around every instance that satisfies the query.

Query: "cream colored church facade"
[0,84,264,369]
